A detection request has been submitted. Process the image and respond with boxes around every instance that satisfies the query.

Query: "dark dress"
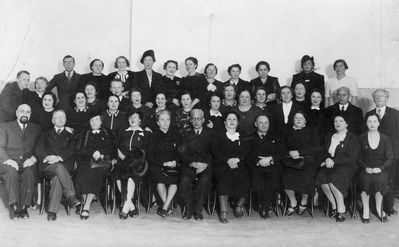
[247,132,282,208]
[204,110,224,131]
[358,133,393,195]
[147,128,181,185]
[175,108,192,135]
[282,126,322,195]
[307,107,327,144]
[231,105,263,138]
[291,71,325,107]
[75,128,116,196]
[66,107,91,136]
[219,100,237,116]
[316,131,360,196]
[162,75,182,105]
[266,102,304,137]
[211,131,250,197]
[30,108,54,131]
[223,78,251,101]
[250,76,280,105]
[199,78,223,109]
[78,73,110,101]
[132,70,163,104]
[24,91,43,111]
[87,99,106,116]
[100,110,128,138]
[181,73,205,106]
[115,127,150,182]
[324,103,364,136]
[293,98,309,109]
[107,70,135,92]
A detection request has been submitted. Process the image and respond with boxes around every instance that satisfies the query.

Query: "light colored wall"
[1,0,398,106]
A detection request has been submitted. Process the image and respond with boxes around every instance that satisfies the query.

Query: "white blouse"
[328,132,347,157]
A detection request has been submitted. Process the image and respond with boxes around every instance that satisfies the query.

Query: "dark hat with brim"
[140,50,156,64]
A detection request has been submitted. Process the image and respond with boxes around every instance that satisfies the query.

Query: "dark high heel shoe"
[80,209,89,220]
[128,209,138,217]
[157,208,167,217]
[219,211,228,223]
[377,214,388,223]
[119,210,129,220]
[360,215,370,224]
[329,209,337,218]
[234,206,244,218]
[336,213,346,222]
[286,205,297,216]
[297,204,307,215]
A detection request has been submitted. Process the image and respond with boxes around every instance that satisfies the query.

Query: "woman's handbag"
[90,155,111,170]
[282,156,305,170]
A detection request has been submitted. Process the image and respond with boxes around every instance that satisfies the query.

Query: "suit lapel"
[11,121,24,138]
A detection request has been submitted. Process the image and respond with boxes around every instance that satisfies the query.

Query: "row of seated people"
[0,52,358,125]
[0,86,396,224]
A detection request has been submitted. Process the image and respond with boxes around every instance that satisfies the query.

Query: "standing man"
[35,110,80,221]
[365,88,399,216]
[0,104,41,219]
[179,109,213,220]
[109,79,130,112]
[47,55,81,111]
[0,71,30,123]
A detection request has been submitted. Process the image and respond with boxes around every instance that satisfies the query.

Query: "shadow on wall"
[358,88,399,112]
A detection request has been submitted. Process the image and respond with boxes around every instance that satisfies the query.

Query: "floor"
[0,187,398,247]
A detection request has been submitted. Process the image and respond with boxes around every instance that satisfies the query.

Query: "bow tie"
[92,130,100,134]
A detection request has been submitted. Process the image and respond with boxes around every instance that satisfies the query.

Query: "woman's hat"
[140,50,156,64]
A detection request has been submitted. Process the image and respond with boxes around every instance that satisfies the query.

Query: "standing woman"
[250,61,280,105]
[85,82,106,115]
[325,59,359,106]
[204,94,224,131]
[78,59,109,101]
[232,90,263,138]
[291,55,325,105]
[75,113,116,220]
[133,50,163,109]
[316,114,360,222]
[181,57,205,109]
[25,77,48,111]
[211,112,250,223]
[162,60,181,107]
[116,112,150,219]
[201,63,223,109]
[147,110,181,217]
[107,56,135,94]
[223,64,251,98]
[66,91,91,135]
[282,111,321,215]
[254,87,268,111]
[219,83,237,115]
[30,92,57,131]
[101,94,128,137]
[175,91,193,135]
[358,113,393,223]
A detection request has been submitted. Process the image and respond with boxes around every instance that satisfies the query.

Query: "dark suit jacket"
[247,132,283,171]
[107,70,135,92]
[0,121,41,165]
[24,90,43,111]
[35,128,76,174]
[250,76,280,103]
[47,71,81,111]
[132,70,163,104]
[0,82,27,123]
[181,128,213,172]
[324,103,364,136]
[366,107,399,158]
[223,78,251,99]
[266,102,304,137]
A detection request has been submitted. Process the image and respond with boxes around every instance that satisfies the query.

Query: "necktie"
[261,134,265,139]
[56,129,62,135]
[377,109,382,118]
[22,124,26,133]
[67,72,72,81]
[341,105,345,112]
[196,131,200,136]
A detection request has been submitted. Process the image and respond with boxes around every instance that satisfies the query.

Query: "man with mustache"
[0,104,41,219]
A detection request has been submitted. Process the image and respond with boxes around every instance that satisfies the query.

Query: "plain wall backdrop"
[0,0,398,92]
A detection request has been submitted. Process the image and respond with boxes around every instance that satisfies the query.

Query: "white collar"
[311,105,320,110]
[92,130,100,134]
[282,101,293,107]
[210,110,222,117]
[36,91,44,98]
[339,103,349,111]
[194,128,203,135]
[125,127,144,132]
[17,120,26,130]
[107,109,119,117]
[226,131,240,142]
[55,127,64,133]
[65,71,74,76]
[376,105,386,112]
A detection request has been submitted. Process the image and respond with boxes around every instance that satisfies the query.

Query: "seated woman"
[250,61,280,105]
[148,110,181,217]
[25,76,48,111]
[220,83,237,115]
[85,82,106,115]
[254,87,267,111]
[247,114,282,218]
[116,112,150,220]
[75,113,116,220]
[126,88,156,132]
[107,56,135,94]
[162,60,182,107]
[204,94,224,131]
[211,112,250,223]
[231,90,263,138]
[66,91,91,135]
[31,92,57,131]
[293,82,308,109]
[175,91,193,135]
[200,63,223,109]
[282,111,321,216]
[307,89,326,142]
[316,114,360,222]
[101,94,128,137]
[358,113,393,223]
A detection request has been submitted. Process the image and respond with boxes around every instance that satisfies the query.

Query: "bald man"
[0,104,41,219]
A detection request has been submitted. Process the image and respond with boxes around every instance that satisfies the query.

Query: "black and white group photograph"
[0,0,398,246]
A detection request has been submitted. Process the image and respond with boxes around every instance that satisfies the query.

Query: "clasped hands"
[4,156,37,171]
[163,160,177,168]
[321,158,335,168]
[257,156,273,167]
[227,158,240,169]
[190,162,208,174]
[366,167,382,174]
[44,155,63,164]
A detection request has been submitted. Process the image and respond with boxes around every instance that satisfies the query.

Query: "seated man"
[35,110,80,221]
[0,104,41,219]
[179,109,213,220]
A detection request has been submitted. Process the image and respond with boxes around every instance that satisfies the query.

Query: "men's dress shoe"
[259,209,269,219]
[47,212,57,221]
[387,208,397,216]
[194,213,203,221]
[19,207,29,219]
[9,205,18,220]
[234,206,244,218]
[129,209,138,217]
[182,213,193,220]
[157,208,167,218]
[66,196,81,208]
[219,212,228,224]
